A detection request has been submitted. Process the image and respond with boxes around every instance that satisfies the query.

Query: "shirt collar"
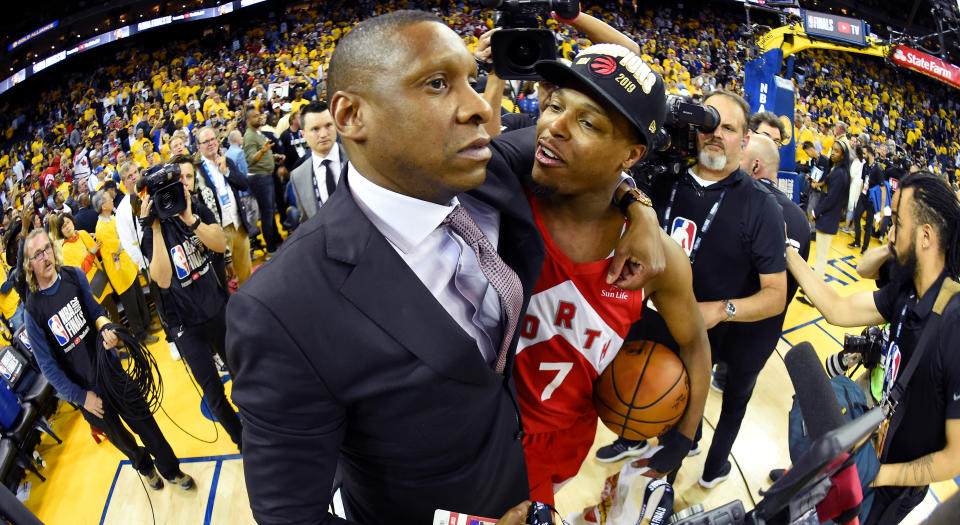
[347,162,457,254]
[312,146,340,172]
[909,269,950,319]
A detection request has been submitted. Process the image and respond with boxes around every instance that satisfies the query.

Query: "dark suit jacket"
[815,163,850,235]
[195,156,253,234]
[226,133,544,524]
[289,143,349,222]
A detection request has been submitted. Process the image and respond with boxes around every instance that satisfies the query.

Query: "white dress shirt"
[115,193,147,269]
[311,146,341,205]
[348,163,504,365]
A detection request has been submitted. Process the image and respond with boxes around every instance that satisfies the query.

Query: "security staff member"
[598,91,788,487]
[22,228,194,491]
[786,172,960,524]
[709,133,810,427]
[140,154,243,450]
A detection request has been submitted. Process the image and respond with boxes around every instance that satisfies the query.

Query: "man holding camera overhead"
[786,172,960,525]
[138,153,243,450]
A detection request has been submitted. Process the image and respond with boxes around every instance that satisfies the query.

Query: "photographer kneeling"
[785,172,960,524]
[138,153,243,450]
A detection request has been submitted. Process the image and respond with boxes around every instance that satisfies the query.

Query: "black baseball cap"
[535,44,666,158]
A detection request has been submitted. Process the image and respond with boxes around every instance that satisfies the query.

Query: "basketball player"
[513,44,711,505]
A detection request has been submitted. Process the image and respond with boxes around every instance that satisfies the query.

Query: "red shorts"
[522,415,597,506]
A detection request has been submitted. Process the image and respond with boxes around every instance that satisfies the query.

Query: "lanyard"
[880,298,911,406]
[661,178,726,265]
[312,160,325,205]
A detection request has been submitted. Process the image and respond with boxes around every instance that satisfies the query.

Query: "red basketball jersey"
[515,200,645,435]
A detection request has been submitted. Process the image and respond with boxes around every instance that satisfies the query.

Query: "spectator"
[92,190,158,345]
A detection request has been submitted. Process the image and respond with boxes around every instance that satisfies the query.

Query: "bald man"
[711,134,811,423]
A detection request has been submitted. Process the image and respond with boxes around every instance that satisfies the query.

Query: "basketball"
[593,340,690,441]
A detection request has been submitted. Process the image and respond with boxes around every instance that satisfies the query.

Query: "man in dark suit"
[226,9,661,525]
[288,101,348,222]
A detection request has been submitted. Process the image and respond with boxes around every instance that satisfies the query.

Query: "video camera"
[136,163,187,220]
[631,94,721,184]
[479,0,577,79]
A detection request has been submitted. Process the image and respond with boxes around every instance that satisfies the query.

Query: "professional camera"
[480,0,577,79]
[631,94,721,184]
[136,163,187,220]
[824,325,886,378]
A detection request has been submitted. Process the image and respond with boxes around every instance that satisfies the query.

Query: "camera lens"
[508,36,542,68]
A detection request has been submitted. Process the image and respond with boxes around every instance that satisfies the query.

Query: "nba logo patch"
[18,331,30,350]
[171,245,190,280]
[47,315,69,346]
[670,217,698,257]
[887,342,902,382]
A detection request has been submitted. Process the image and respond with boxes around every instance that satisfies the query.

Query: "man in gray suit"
[289,101,348,221]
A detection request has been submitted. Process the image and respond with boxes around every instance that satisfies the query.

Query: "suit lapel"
[322,177,496,386]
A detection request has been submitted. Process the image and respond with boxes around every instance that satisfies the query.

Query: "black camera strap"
[878,277,960,461]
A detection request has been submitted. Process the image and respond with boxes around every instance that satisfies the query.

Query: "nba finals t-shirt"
[141,197,226,328]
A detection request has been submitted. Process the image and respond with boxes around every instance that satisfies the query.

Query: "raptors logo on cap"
[670,217,698,257]
[589,55,618,77]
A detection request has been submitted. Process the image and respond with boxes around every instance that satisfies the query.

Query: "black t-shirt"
[629,168,786,357]
[721,179,811,367]
[141,197,227,328]
[873,271,960,463]
[650,168,786,302]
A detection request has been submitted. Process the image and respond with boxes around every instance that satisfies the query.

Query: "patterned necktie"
[442,205,523,374]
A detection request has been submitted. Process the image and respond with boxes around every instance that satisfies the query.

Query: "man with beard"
[596,91,788,491]
[785,172,960,525]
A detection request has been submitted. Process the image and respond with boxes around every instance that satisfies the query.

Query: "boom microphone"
[785,342,846,441]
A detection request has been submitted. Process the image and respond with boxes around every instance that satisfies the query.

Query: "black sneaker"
[140,333,160,345]
[143,468,163,490]
[847,242,860,249]
[168,471,195,490]
[769,468,786,482]
[595,438,650,463]
[796,294,813,307]
[698,461,732,488]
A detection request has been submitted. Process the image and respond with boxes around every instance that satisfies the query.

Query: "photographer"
[786,172,960,524]
[139,153,243,450]
[598,91,788,490]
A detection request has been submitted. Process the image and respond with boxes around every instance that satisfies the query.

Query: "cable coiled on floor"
[94,323,163,421]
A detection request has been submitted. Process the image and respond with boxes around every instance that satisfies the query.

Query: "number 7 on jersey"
[539,362,574,401]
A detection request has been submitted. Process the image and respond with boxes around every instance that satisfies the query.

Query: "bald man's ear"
[330,91,367,142]
[742,132,751,150]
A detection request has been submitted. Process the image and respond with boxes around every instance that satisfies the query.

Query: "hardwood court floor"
[21,231,956,524]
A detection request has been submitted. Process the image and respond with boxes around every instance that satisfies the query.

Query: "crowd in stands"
[0,0,957,346]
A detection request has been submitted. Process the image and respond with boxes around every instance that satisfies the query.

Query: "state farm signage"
[891,45,960,90]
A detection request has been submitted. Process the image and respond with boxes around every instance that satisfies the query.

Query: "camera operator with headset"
[785,172,960,524]
[138,153,243,450]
